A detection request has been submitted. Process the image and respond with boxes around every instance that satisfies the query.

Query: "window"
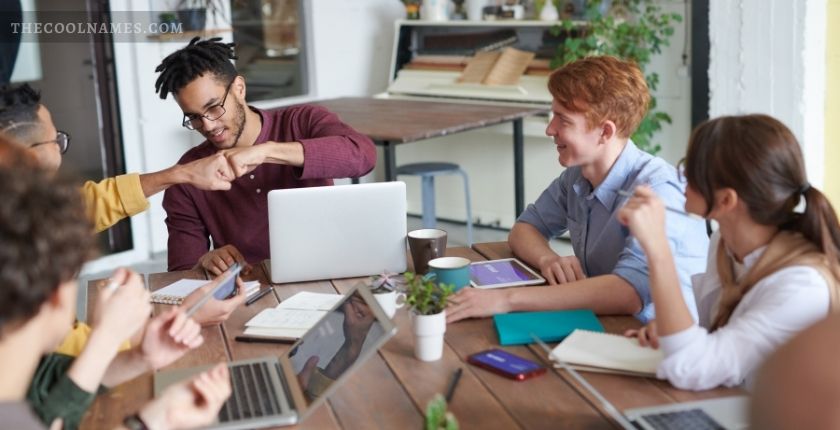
[231,0,308,101]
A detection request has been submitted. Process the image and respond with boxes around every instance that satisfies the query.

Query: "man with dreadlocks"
[155,38,376,274]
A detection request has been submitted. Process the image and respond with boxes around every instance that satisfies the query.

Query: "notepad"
[242,292,341,340]
[550,329,664,377]
[150,279,260,305]
[493,309,604,346]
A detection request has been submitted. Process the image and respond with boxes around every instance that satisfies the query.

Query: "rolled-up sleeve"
[82,173,149,233]
[516,174,570,238]
[296,106,376,180]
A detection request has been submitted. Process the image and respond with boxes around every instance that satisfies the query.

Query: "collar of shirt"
[571,140,642,210]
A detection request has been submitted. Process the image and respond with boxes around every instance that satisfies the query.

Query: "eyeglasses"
[31,130,70,154]
[182,78,235,130]
[676,157,686,183]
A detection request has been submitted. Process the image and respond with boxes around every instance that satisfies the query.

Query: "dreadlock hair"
[154,37,238,100]
[0,83,42,141]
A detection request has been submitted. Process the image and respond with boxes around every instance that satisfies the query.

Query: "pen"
[234,335,296,344]
[617,189,705,221]
[246,287,273,306]
[445,367,463,403]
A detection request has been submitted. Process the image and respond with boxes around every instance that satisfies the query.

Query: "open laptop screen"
[287,289,387,406]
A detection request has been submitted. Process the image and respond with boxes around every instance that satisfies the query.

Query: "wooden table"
[81,244,741,429]
[309,97,549,216]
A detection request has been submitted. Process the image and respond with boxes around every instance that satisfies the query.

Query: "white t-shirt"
[657,231,831,391]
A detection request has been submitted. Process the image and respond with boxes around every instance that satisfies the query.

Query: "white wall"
[708,0,826,187]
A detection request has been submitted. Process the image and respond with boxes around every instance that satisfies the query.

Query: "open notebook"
[151,279,261,305]
[243,292,343,340]
[550,329,664,377]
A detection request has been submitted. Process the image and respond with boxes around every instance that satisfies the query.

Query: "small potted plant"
[426,393,459,430]
[404,272,454,362]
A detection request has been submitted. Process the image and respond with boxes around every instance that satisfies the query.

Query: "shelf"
[147,28,232,42]
[395,19,586,28]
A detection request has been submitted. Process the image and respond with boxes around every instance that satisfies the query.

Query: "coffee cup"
[374,290,406,319]
[407,229,447,274]
[427,256,471,292]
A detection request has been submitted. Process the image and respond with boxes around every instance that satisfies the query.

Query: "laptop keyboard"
[218,361,291,422]
[641,408,725,430]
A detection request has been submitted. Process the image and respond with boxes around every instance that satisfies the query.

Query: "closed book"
[493,309,604,346]
[551,329,664,377]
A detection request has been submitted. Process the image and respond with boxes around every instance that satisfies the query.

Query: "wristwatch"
[122,413,149,430]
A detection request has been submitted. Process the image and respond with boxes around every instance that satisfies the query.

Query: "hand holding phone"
[467,349,546,381]
[186,263,243,317]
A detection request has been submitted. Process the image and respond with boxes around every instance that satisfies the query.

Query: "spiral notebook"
[550,329,664,377]
[151,279,260,305]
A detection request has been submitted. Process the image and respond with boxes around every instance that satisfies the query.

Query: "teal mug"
[426,257,471,291]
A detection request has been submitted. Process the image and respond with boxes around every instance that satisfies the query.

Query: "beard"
[230,99,246,147]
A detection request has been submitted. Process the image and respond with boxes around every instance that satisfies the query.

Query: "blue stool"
[396,162,473,246]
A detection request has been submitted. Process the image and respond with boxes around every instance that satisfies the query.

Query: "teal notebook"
[493,310,605,346]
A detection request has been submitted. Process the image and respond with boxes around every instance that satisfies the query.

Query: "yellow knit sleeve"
[81,173,150,232]
[55,323,132,356]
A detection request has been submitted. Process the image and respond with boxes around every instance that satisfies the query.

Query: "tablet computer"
[469,258,545,289]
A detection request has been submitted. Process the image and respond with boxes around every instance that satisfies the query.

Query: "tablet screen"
[470,259,542,288]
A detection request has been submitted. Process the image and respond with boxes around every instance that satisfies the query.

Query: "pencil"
[617,189,705,221]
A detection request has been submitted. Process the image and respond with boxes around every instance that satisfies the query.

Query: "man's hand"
[139,363,231,430]
[341,296,375,347]
[139,307,204,371]
[222,145,267,178]
[625,320,660,349]
[446,288,512,323]
[180,153,236,190]
[196,244,247,276]
[90,268,151,345]
[180,278,247,325]
[537,253,586,285]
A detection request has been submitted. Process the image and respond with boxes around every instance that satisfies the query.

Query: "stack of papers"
[243,292,343,340]
[550,329,664,377]
[151,279,261,305]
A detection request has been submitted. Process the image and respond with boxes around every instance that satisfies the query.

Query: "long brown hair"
[684,115,840,327]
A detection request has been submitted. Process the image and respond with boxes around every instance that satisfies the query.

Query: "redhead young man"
[447,56,709,323]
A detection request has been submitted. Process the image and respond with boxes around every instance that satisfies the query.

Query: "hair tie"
[799,183,811,196]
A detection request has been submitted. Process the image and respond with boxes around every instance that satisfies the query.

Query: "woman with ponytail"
[617,114,840,390]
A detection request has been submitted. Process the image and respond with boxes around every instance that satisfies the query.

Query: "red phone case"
[467,349,547,381]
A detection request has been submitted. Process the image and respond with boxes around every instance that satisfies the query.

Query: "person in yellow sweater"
[0,83,247,356]
[0,83,236,233]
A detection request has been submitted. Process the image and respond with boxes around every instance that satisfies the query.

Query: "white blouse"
[657,231,830,391]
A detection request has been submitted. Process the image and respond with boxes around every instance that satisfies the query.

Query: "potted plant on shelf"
[176,0,227,32]
[404,272,455,362]
[426,393,459,430]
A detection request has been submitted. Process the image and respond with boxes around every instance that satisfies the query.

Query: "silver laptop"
[268,182,407,283]
[532,336,749,430]
[154,283,397,429]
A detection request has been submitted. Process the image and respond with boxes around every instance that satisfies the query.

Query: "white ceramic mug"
[374,290,406,319]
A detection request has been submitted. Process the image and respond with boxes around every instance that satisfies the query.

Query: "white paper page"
[276,292,342,311]
[151,279,207,299]
[551,330,664,375]
[246,308,328,329]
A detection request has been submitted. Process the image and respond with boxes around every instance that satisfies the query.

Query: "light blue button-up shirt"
[517,141,708,322]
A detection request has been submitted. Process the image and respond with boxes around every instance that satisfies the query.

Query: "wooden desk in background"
[309,97,549,217]
[81,244,740,429]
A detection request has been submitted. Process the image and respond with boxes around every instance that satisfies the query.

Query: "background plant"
[404,272,454,316]
[425,393,459,430]
[550,0,682,154]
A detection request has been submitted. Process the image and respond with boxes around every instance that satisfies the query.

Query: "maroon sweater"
[163,105,376,271]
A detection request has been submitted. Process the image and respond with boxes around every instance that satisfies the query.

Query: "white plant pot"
[466,0,486,21]
[412,310,447,362]
[422,0,449,21]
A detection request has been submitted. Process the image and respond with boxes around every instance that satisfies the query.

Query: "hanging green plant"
[550,0,683,155]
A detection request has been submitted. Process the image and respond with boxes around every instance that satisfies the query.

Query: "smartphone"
[212,262,243,300]
[467,349,546,381]
[185,263,242,317]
